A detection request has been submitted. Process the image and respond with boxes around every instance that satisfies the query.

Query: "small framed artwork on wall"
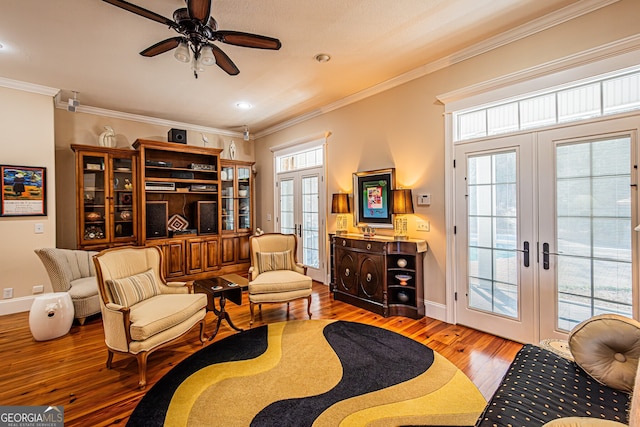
[1,165,47,216]
[352,168,395,228]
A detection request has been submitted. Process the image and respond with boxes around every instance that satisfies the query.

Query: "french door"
[455,117,638,343]
[455,134,536,343]
[538,119,636,339]
[277,168,326,282]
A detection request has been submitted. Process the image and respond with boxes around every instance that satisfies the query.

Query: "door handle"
[523,241,529,267]
[543,242,549,270]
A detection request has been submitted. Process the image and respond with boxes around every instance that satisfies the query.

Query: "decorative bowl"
[395,274,412,285]
[238,189,248,197]
[397,291,410,303]
[119,210,132,220]
[85,212,101,221]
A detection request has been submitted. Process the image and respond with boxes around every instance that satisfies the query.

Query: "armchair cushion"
[249,270,311,294]
[257,250,293,273]
[128,293,207,341]
[107,268,160,307]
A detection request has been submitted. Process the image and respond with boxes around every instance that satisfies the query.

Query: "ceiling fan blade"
[187,0,211,24]
[140,37,182,57]
[216,31,282,50]
[102,0,177,28]
[210,45,240,75]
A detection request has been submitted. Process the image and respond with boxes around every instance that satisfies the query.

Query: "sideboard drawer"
[351,239,385,253]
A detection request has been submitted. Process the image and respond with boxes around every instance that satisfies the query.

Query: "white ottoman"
[29,292,74,341]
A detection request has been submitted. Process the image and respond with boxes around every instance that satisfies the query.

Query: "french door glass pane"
[555,137,632,331]
[467,150,518,318]
[280,179,295,235]
[302,176,319,268]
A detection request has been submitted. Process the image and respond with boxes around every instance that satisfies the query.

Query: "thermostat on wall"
[417,194,431,206]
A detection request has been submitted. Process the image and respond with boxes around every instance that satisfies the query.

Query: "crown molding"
[0,76,59,97]
[257,0,619,138]
[436,33,640,109]
[53,95,246,140]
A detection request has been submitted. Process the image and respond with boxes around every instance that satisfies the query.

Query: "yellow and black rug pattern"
[128,320,486,426]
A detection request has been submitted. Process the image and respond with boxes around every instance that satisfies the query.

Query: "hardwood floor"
[0,282,522,426]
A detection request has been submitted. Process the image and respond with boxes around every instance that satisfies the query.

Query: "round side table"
[29,292,74,341]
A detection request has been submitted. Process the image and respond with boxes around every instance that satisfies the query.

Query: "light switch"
[417,194,431,206]
[34,223,44,234]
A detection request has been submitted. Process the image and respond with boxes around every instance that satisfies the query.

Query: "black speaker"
[196,201,218,235]
[168,128,187,144]
[146,201,168,238]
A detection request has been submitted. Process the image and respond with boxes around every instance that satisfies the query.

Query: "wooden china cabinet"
[219,160,254,267]
[72,145,138,250]
[72,140,254,280]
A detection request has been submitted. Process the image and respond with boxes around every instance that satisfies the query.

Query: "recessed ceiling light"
[0,43,4,50]
[235,101,252,110]
[314,53,331,63]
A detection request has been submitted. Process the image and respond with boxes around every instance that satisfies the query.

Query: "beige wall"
[254,0,640,310]
[54,109,254,249]
[0,86,56,310]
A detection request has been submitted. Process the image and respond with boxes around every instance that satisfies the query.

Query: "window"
[455,69,640,141]
[276,146,323,173]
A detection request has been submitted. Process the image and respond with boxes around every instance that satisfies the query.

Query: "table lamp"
[392,189,414,240]
[331,193,351,235]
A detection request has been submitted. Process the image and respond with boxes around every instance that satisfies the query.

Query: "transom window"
[276,146,323,173]
[455,69,640,141]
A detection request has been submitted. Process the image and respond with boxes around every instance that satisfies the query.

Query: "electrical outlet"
[416,220,430,232]
[3,288,13,299]
[33,285,44,294]
[34,223,44,234]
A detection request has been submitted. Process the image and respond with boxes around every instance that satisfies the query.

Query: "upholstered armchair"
[248,233,312,326]
[93,246,207,389]
[35,248,100,325]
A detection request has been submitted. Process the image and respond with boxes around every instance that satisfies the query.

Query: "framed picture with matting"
[352,168,395,228]
[0,165,47,216]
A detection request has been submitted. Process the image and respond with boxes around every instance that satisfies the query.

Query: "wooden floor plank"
[0,282,522,426]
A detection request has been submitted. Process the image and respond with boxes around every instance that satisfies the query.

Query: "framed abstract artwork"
[1,165,47,216]
[352,168,395,228]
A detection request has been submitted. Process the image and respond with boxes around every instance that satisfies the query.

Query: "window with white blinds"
[455,70,640,142]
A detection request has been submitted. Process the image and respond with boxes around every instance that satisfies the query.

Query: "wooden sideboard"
[331,234,427,319]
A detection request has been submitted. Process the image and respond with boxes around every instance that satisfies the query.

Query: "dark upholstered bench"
[475,344,630,427]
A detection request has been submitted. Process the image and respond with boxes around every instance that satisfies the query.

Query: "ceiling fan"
[102,0,282,78]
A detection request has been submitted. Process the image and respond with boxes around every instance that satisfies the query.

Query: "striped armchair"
[35,248,100,325]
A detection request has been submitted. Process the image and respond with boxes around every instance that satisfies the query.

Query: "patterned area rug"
[128,320,486,426]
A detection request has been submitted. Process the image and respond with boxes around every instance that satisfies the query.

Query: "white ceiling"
[0,0,586,135]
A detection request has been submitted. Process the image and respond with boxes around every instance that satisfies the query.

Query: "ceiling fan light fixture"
[174,41,191,63]
[191,56,205,73]
[199,45,216,66]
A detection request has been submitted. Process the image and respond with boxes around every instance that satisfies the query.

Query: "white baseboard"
[0,296,35,316]
[424,300,447,322]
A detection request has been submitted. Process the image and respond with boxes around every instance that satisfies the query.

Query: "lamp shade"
[331,193,351,214]
[392,189,414,214]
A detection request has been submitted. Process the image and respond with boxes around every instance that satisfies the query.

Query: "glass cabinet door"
[237,166,251,231]
[221,165,235,231]
[111,156,135,240]
[80,153,108,245]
